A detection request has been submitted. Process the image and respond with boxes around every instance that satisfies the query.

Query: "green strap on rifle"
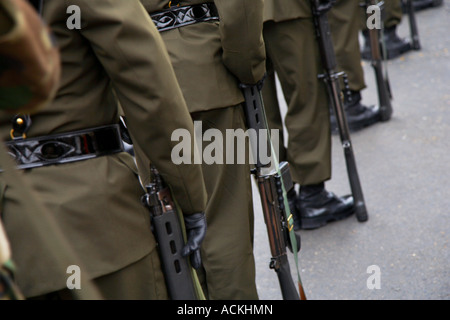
[258,91,305,298]
[0,260,24,300]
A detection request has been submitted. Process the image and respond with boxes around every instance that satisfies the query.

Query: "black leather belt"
[150,3,219,32]
[5,124,124,170]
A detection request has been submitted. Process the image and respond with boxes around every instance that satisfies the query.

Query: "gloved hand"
[182,212,207,269]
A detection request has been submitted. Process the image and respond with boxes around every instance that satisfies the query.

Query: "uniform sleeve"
[214,0,266,85]
[73,0,207,214]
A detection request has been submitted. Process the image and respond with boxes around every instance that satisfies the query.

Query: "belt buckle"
[10,114,32,140]
[5,124,124,170]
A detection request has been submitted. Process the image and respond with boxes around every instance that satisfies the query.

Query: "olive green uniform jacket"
[140,0,266,113]
[0,0,100,299]
[0,0,207,298]
[264,0,311,22]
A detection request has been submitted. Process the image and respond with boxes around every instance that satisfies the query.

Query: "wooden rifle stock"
[257,166,302,300]
[310,0,368,222]
[241,84,306,300]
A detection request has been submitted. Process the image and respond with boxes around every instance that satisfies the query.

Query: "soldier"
[362,0,412,60]
[139,0,266,299]
[1,0,102,300]
[0,0,208,300]
[328,0,381,133]
[262,0,355,230]
[0,0,60,300]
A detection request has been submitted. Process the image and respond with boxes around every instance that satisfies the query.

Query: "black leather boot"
[361,26,412,60]
[330,90,381,133]
[383,25,412,60]
[295,183,355,230]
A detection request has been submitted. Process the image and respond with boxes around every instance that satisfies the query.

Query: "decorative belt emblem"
[151,3,219,32]
[7,140,76,165]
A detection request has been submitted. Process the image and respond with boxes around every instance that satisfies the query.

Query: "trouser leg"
[263,18,332,185]
[191,105,258,300]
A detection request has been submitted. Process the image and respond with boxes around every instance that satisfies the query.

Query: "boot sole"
[299,207,355,230]
[362,42,412,61]
[331,113,381,134]
[386,43,412,60]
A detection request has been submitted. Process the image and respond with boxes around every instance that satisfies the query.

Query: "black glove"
[181,212,207,269]
[239,73,267,92]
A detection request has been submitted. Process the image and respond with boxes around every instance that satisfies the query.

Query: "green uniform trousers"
[339,0,403,94]
[191,105,258,300]
[329,0,367,92]
[262,18,332,185]
[385,0,403,28]
[360,0,403,29]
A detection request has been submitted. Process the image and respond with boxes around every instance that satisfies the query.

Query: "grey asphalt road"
[252,2,450,300]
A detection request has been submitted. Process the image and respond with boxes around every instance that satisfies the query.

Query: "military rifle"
[403,0,421,50]
[364,0,393,121]
[141,166,200,300]
[240,83,306,300]
[310,0,368,222]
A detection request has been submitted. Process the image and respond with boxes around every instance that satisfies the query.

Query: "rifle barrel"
[311,0,369,222]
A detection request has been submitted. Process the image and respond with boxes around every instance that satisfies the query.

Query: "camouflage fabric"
[0,221,24,300]
[0,0,60,113]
